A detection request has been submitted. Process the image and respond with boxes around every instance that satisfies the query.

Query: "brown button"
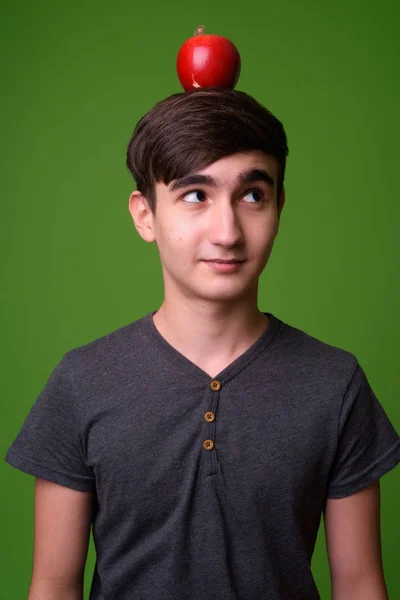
[204,411,215,422]
[210,380,221,391]
[203,439,214,450]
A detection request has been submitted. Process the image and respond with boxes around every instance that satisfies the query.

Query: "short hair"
[126,87,289,215]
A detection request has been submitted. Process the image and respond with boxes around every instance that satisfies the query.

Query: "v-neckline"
[142,310,283,384]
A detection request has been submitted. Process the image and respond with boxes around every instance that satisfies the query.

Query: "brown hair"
[126,87,288,215]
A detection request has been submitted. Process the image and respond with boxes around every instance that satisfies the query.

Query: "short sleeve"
[326,362,400,499]
[4,353,96,492]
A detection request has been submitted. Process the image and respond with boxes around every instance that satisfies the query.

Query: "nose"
[207,199,244,248]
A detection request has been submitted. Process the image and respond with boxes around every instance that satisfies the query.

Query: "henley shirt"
[5,310,400,599]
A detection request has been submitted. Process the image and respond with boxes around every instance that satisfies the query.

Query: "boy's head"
[127,88,289,306]
[126,87,288,215]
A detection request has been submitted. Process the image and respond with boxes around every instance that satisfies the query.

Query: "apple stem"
[194,25,205,36]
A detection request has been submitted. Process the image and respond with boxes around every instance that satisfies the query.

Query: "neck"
[152,293,269,370]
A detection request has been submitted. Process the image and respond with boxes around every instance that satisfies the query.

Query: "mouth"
[202,259,246,272]
[203,259,246,264]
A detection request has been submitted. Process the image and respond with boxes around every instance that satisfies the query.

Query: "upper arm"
[323,479,387,591]
[31,477,95,585]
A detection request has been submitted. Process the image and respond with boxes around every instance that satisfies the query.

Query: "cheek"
[171,233,185,246]
[249,221,278,254]
[165,221,196,247]
[157,223,191,256]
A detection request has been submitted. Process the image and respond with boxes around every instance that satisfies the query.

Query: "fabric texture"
[5,311,400,600]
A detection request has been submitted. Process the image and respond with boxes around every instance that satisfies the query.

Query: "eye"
[182,190,207,203]
[243,187,266,203]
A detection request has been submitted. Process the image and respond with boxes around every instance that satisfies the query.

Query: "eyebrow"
[169,168,275,192]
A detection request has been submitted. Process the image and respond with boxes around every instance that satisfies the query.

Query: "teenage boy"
[6,87,400,600]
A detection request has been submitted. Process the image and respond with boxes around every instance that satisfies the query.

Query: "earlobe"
[128,191,155,243]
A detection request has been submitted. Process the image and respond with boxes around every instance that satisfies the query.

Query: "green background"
[1,0,399,597]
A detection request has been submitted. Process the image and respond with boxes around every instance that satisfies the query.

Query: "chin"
[190,281,257,302]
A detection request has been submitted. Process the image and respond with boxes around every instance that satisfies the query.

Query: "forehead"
[197,151,277,178]
[158,151,279,193]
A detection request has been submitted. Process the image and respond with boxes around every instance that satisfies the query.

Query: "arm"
[323,479,388,600]
[27,477,95,600]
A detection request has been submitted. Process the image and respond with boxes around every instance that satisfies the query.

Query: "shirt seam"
[6,448,96,483]
[335,357,360,445]
[221,319,284,385]
[326,436,400,496]
[62,351,93,467]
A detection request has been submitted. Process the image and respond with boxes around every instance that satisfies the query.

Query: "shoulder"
[275,317,360,388]
[59,313,152,385]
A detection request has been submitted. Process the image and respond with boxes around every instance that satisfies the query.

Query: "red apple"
[176,25,241,91]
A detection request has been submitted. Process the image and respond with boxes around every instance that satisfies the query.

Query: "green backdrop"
[1,0,399,597]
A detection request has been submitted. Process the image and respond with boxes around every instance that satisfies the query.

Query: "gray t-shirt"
[5,311,400,599]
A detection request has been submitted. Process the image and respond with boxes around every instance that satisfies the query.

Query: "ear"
[278,187,286,217]
[128,190,156,243]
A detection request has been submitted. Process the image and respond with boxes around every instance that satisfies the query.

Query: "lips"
[203,259,245,263]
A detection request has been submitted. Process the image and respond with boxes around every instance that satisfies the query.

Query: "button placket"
[202,380,221,475]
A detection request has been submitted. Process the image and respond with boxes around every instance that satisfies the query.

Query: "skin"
[129,150,285,377]
[324,480,388,599]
